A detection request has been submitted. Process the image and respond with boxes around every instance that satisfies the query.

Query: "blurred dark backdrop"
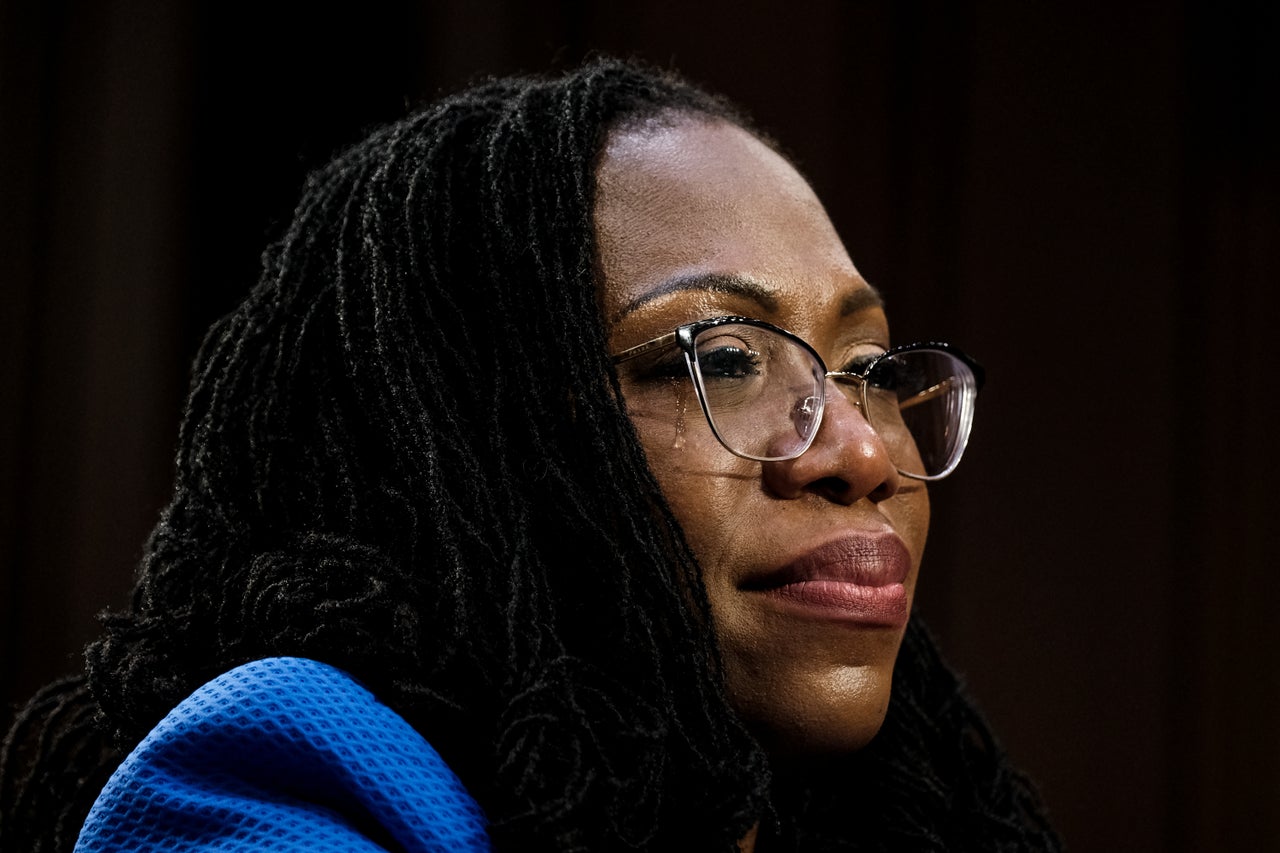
[3,2,1277,850]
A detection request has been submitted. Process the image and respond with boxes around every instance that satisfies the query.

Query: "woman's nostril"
[812,475,852,501]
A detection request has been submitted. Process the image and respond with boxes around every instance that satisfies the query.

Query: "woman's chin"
[731,659,896,760]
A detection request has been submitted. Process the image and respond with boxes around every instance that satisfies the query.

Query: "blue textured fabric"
[74,657,491,852]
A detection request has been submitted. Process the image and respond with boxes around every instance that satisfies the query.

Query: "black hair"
[1,58,1061,851]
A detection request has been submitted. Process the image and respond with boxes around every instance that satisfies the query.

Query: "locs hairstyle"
[1,60,1061,852]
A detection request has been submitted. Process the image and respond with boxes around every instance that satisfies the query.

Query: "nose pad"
[827,372,866,406]
[792,394,820,439]
[820,377,877,440]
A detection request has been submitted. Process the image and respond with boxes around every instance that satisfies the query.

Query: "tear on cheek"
[672,379,687,450]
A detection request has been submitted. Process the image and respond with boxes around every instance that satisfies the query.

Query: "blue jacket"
[75,657,491,851]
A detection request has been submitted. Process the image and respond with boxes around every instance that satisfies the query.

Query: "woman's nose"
[760,379,901,504]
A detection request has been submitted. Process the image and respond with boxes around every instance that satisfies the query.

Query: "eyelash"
[835,353,880,375]
[697,346,762,378]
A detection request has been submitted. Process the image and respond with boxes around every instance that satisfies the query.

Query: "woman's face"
[595,117,930,755]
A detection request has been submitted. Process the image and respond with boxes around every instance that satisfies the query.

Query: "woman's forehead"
[595,118,870,333]
[596,117,821,235]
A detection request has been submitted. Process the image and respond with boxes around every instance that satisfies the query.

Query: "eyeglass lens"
[690,323,975,477]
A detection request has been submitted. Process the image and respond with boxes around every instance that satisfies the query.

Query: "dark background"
[3,2,1277,850]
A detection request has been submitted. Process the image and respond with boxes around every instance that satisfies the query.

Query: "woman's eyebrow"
[840,285,885,317]
[612,272,779,323]
[611,272,884,324]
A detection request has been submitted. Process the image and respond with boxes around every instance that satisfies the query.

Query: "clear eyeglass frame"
[611,316,985,481]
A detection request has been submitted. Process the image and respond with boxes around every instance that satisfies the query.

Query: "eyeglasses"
[611,316,984,481]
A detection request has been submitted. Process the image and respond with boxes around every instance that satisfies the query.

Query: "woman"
[1,59,1059,851]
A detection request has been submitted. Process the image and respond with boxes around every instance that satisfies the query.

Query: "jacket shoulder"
[74,657,490,852]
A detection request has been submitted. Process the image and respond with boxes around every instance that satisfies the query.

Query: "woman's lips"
[743,533,912,627]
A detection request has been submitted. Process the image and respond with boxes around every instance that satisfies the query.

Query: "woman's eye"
[866,357,928,391]
[697,345,761,379]
[838,353,881,376]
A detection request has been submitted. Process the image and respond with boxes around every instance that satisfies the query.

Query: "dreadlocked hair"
[2,58,1062,852]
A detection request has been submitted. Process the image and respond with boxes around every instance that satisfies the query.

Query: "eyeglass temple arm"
[827,374,955,412]
[899,379,953,411]
[611,332,679,364]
